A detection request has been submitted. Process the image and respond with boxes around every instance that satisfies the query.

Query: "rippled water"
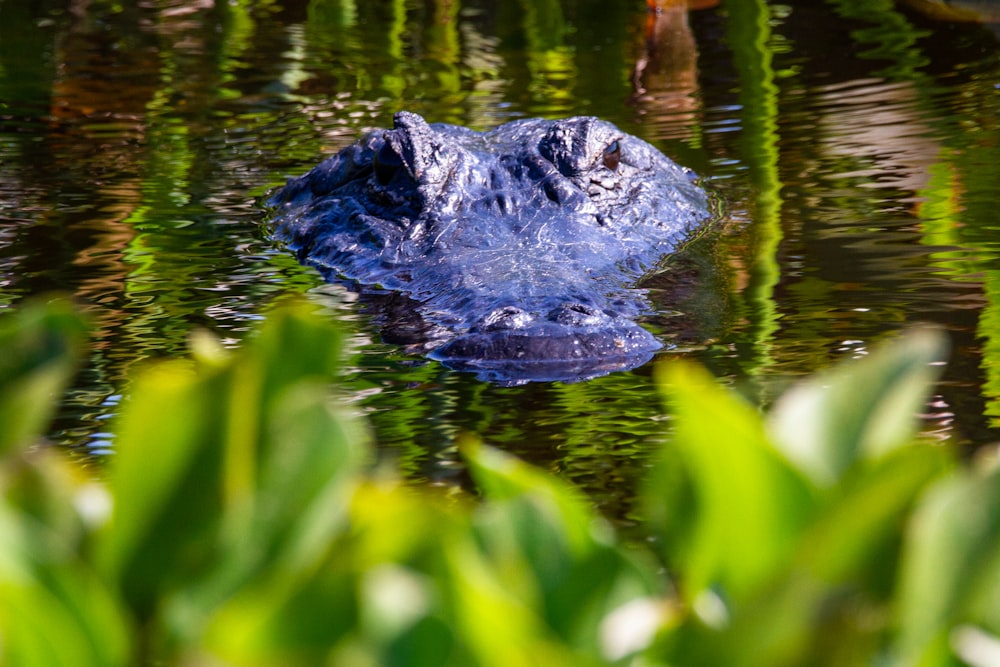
[2,0,999,517]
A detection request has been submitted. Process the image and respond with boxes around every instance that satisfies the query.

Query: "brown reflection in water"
[631,0,716,140]
[780,70,993,442]
[812,78,943,198]
[902,0,1000,24]
[46,0,162,348]
[43,0,242,351]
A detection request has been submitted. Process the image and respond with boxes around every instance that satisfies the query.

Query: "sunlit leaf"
[896,459,1000,664]
[99,302,356,629]
[0,299,87,454]
[672,445,952,667]
[798,444,952,584]
[0,456,129,667]
[769,328,948,486]
[202,559,359,665]
[440,538,584,667]
[97,358,224,618]
[651,361,818,603]
[463,440,600,558]
[463,441,662,657]
[0,578,118,667]
[204,476,459,664]
[232,381,368,571]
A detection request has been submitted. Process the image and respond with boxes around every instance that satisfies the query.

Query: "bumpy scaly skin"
[269,111,710,383]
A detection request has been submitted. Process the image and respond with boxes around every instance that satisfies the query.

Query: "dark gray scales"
[269,111,711,383]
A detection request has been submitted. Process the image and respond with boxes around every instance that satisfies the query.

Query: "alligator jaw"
[427,319,662,384]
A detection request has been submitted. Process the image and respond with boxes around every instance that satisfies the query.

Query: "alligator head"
[269,111,710,384]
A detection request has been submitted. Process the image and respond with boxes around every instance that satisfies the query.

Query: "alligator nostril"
[481,306,534,332]
[550,303,605,327]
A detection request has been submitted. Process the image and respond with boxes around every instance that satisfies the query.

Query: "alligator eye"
[374,141,403,185]
[602,140,621,171]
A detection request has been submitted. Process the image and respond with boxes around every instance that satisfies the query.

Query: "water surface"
[2,0,999,518]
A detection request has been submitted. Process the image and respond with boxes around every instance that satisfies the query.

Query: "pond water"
[2,0,1000,519]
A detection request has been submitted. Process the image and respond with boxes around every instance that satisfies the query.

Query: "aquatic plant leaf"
[896,460,1000,664]
[650,361,818,604]
[226,382,367,570]
[344,481,472,666]
[98,303,361,629]
[168,385,369,645]
[439,537,586,667]
[796,443,952,584]
[463,440,599,557]
[768,328,948,486]
[97,358,225,617]
[463,441,662,658]
[0,454,129,667]
[203,482,446,666]
[0,571,124,667]
[201,559,360,665]
[648,330,954,666]
[0,299,87,454]
[676,445,952,667]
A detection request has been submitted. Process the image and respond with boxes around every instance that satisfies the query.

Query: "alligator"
[268,111,711,383]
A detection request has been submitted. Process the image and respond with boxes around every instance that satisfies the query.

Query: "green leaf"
[96,358,224,618]
[203,561,360,665]
[651,361,818,604]
[896,460,1000,664]
[204,480,462,665]
[463,442,662,659]
[0,455,129,667]
[768,328,948,486]
[0,299,88,454]
[798,444,952,584]
[98,302,359,629]
[678,445,952,667]
[463,440,600,559]
[440,537,584,667]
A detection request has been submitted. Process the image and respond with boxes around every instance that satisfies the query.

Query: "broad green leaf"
[165,383,369,644]
[348,481,469,666]
[463,440,602,560]
[234,382,368,572]
[202,300,348,515]
[97,358,225,617]
[0,578,119,667]
[441,538,585,667]
[99,303,355,625]
[2,448,107,554]
[0,456,129,667]
[212,303,360,578]
[464,442,661,652]
[896,459,1000,664]
[676,446,951,667]
[0,299,88,454]
[769,328,947,486]
[205,480,460,665]
[798,443,952,584]
[202,561,359,665]
[651,361,818,603]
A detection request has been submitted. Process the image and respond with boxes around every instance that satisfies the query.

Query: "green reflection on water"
[915,91,1000,427]
[725,0,784,381]
[2,0,1000,502]
[829,0,932,77]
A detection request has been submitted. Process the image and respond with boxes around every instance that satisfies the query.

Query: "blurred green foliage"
[2,299,1000,666]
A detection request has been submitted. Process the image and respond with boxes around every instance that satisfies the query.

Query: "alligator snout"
[428,302,662,384]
